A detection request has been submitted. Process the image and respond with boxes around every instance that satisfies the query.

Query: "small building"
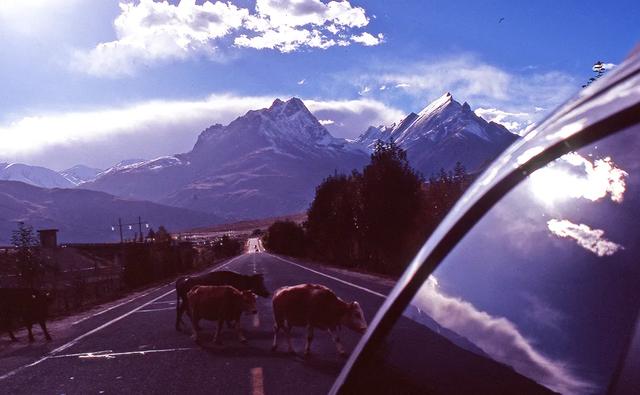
[37,229,59,249]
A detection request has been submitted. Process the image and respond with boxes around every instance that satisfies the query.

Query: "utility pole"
[111,217,148,244]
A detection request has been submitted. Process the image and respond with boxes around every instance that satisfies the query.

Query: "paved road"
[0,239,391,395]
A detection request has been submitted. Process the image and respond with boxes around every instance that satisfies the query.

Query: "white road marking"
[268,255,386,298]
[151,301,175,305]
[71,285,169,325]
[251,367,265,395]
[135,307,175,313]
[0,254,246,382]
[49,347,196,360]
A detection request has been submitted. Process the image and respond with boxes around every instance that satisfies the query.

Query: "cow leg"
[284,322,294,353]
[176,297,190,331]
[328,328,346,356]
[190,312,201,342]
[26,323,35,342]
[304,325,314,356]
[39,320,52,341]
[271,324,279,351]
[175,296,183,331]
[214,320,223,345]
[7,329,18,342]
[235,321,247,344]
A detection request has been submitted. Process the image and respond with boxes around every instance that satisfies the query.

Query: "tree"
[146,228,156,241]
[306,172,360,264]
[358,141,426,274]
[263,221,306,257]
[155,226,172,243]
[10,222,42,288]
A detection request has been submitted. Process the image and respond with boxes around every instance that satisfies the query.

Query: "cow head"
[249,274,270,298]
[341,301,367,334]
[240,290,258,315]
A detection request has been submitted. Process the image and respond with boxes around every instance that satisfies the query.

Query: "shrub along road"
[0,239,392,394]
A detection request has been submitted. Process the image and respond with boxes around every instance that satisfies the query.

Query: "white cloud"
[547,219,623,257]
[0,95,401,168]
[72,0,249,77]
[358,86,371,95]
[412,276,593,394]
[318,119,334,125]
[74,0,384,76]
[305,98,404,138]
[475,107,533,134]
[350,56,576,131]
[350,32,384,46]
[530,152,628,205]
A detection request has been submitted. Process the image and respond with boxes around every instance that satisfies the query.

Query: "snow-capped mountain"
[0,163,74,189]
[60,164,103,185]
[355,92,519,177]
[83,98,368,220]
[0,180,222,244]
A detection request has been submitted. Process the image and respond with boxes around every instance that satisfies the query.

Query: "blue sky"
[0,0,638,169]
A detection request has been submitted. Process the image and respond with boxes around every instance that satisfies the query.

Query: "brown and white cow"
[271,284,367,356]
[187,285,257,344]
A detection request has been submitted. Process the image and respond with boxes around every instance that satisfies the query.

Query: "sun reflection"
[529,152,628,205]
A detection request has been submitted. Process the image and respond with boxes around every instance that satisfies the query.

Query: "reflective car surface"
[332,51,640,394]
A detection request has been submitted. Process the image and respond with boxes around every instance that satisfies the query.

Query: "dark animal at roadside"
[271,284,367,356]
[175,271,269,330]
[0,288,53,342]
[187,285,257,344]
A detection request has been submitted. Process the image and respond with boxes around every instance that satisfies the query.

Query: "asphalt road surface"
[0,238,392,395]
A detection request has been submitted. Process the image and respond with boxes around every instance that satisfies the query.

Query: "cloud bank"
[412,276,593,394]
[0,94,401,169]
[73,0,384,77]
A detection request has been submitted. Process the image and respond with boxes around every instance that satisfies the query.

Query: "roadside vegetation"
[1,224,244,317]
[263,141,471,276]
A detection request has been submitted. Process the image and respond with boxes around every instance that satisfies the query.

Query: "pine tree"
[10,222,42,288]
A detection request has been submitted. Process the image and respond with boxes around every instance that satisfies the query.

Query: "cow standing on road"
[175,271,270,331]
[187,285,257,344]
[0,288,53,342]
[271,284,367,356]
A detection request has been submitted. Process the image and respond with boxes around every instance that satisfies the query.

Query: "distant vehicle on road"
[332,50,640,394]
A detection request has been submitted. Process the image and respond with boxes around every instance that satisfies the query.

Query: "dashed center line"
[250,367,265,395]
[252,313,260,328]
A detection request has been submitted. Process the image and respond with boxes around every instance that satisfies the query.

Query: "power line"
[110,217,150,243]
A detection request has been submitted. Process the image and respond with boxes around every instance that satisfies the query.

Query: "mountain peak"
[418,92,458,117]
[268,97,309,118]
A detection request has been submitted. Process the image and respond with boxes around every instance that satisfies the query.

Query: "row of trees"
[264,141,471,276]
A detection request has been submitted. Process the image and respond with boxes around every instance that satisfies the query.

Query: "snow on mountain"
[0,163,75,189]
[60,164,103,185]
[84,98,368,220]
[0,180,222,244]
[354,92,519,177]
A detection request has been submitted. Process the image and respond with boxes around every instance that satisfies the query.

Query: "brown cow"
[271,284,367,356]
[187,285,257,344]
